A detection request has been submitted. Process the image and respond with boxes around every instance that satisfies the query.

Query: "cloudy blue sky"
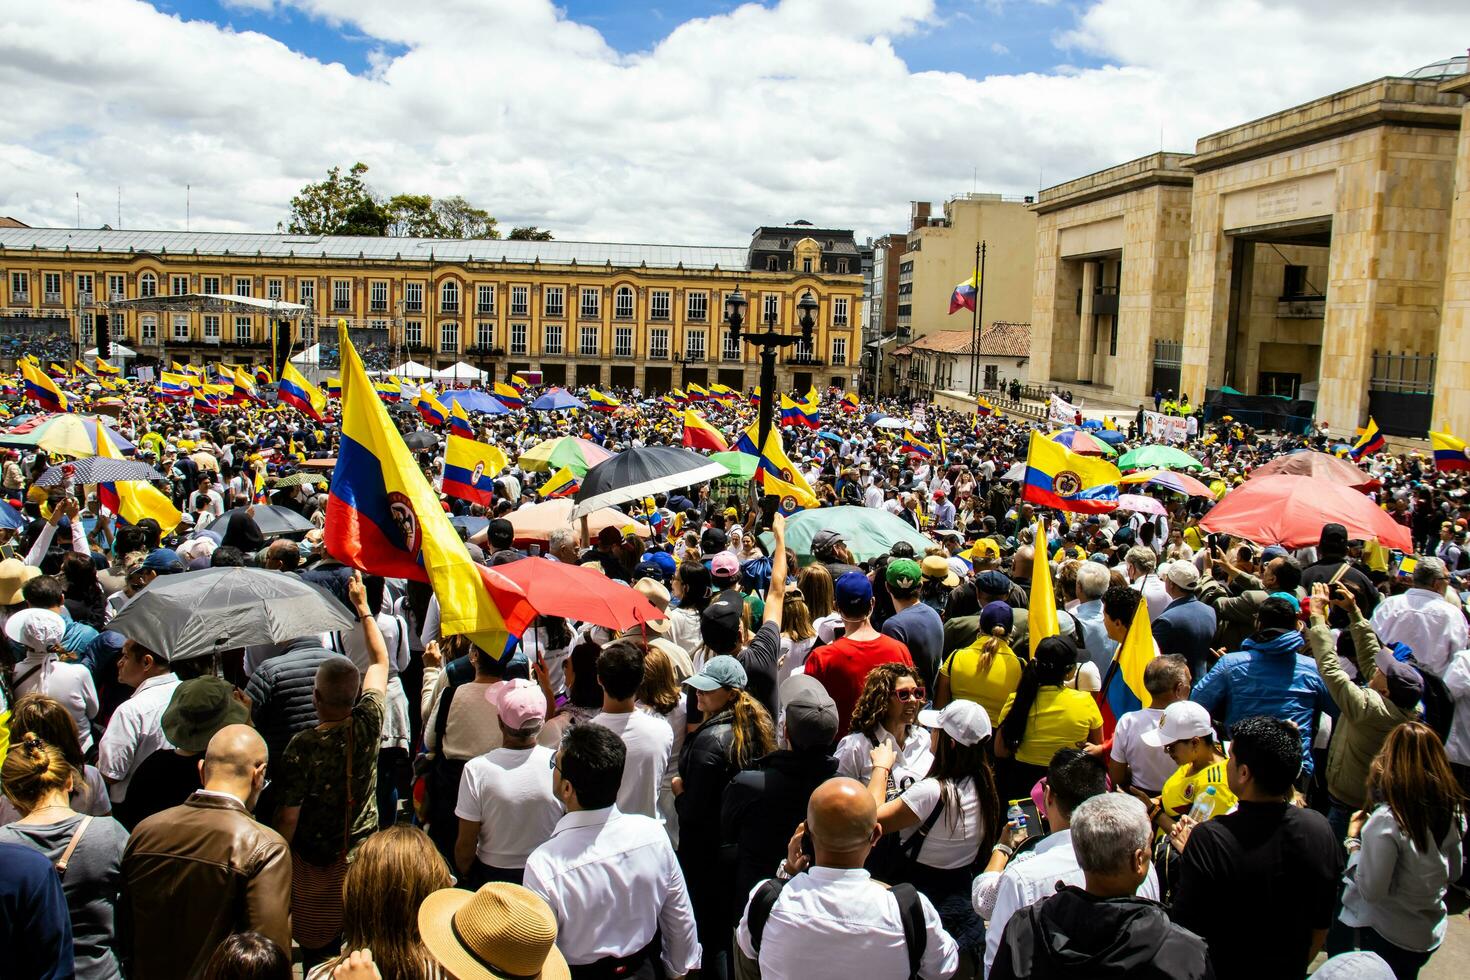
[1,0,1464,243]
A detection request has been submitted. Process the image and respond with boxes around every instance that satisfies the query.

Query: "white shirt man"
[591,709,672,820]
[97,670,180,803]
[456,742,563,873]
[1370,559,1467,675]
[1441,649,1470,772]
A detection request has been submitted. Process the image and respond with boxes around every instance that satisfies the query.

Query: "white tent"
[388,360,435,379]
[290,344,321,366]
[433,361,488,382]
[84,344,136,360]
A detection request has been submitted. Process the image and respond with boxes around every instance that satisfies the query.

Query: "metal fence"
[1369,350,1435,393]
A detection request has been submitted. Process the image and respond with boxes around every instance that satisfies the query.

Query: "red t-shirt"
[804,633,914,736]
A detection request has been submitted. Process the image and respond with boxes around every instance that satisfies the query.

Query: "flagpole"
[969,242,984,395]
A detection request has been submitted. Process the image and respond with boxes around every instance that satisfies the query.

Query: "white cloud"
[0,0,1465,244]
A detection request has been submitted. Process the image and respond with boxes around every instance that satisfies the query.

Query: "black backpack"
[1411,657,1455,743]
[745,877,926,980]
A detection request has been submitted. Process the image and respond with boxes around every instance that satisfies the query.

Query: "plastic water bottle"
[1187,786,1218,823]
[1007,803,1027,835]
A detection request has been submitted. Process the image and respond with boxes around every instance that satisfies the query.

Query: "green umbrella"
[517,437,616,475]
[711,451,758,480]
[1117,444,1204,471]
[761,506,935,563]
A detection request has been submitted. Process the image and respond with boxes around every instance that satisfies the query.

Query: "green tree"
[508,226,554,241]
[384,194,448,237]
[282,162,377,235]
[434,195,500,239]
[335,198,390,236]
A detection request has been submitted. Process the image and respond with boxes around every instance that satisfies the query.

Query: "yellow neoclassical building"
[0,221,863,394]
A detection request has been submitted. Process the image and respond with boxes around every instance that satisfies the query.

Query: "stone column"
[1076,261,1097,382]
[1434,82,1470,438]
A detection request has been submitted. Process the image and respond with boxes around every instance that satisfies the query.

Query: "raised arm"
[763,512,787,627]
[347,572,389,697]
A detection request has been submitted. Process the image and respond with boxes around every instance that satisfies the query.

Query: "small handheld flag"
[1349,417,1385,460]
[20,361,67,412]
[682,410,728,452]
[588,389,622,413]
[442,435,508,506]
[539,465,581,499]
[277,363,327,421]
[493,382,524,410]
[899,430,935,458]
[416,391,449,427]
[1430,430,1470,472]
[1028,518,1059,657]
[448,401,475,439]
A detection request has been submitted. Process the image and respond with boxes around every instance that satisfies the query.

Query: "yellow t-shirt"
[998,686,1104,767]
[1160,759,1237,820]
[942,640,1023,726]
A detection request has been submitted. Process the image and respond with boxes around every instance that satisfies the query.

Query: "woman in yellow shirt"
[936,602,1020,723]
[994,636,1102,803]
[1139,700,1237,834]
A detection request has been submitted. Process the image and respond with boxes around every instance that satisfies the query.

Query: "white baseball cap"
[1141,700,1215,747]
[918,700,992,747]
[4,608,66,654]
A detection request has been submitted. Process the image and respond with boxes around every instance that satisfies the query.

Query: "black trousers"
[568,937,662,980]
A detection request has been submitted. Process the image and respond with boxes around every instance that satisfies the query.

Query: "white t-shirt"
[899,776,984,870]
[591,710,672,820]
[835,726,934,800]
[1109,707,1175,795]
[455,745,564,869]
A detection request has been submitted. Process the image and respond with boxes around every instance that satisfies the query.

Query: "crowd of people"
[0,377,1468,980]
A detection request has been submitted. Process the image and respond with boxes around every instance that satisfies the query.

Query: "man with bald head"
[735,777,958,980]
[121,723,292,978]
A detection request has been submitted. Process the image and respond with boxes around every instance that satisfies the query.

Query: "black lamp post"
[726,286,818,456]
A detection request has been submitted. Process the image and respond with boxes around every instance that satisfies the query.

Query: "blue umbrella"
[450,515,489,538]
[817,431,843,444]
[863,412,887,425]
[0,500,25,531]
[1081,419,1103,430]
[439,389,510,415]
[530,388,586,412]
[1095,430,1128,446]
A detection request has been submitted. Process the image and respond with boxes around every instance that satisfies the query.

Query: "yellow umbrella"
[3,414,133,458]
[516,437,616,475]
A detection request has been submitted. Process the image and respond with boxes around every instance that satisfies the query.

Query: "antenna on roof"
[186,183,191,232]
[75,192,80,229]
[117,186,122,230]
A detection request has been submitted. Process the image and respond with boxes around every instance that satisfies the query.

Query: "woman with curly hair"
[308,825,453,979]
[1330,721,1467,978]
[835,662,933,799]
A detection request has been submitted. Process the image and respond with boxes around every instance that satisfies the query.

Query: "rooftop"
[1034,152,1194,214]
[891,322,1030,358]
[0,226,751,271]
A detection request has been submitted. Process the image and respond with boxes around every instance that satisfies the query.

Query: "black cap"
[1318,522,1349,557]
[700,594,743,653]
[700,526,728,555]
[487,518,515,550]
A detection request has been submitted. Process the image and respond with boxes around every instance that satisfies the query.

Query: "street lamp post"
[725,286,818,457]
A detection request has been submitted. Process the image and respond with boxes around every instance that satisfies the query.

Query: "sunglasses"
[892,688,926,702]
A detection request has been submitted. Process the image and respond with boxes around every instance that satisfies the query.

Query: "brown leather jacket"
[122,791,292,978]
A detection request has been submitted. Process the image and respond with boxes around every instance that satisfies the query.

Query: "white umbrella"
[1116,493,1167,516]
[874,417,910,430]
[1001,462,1027,481]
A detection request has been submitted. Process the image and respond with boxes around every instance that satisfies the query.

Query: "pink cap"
[486,679,548,732]
[710,552,740,578]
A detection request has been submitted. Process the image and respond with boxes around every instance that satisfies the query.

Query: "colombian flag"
[670,388,688,405]
[899,430,935,458]
[935,419,948,461]
[1349,417,1385,460]
[510,374,532,389]
[19,361,67,412]
[417,391,449,427]
[96,425,182,533]
[686,382,708,403]
[737,422,816,499]
[74,361,95,379]
[493,382,524,410]
[949,272,980,314]
[588,389,621,413]
[278,362,327,422]
[325,323,533,654]
[709,384,739,405]
[682,410,728,452]
[192,391,220,415]
[779,393,819,429]
[841,390,859,413]
[255,365,272,385]
[1099,593,1156,738]
[48,362,71,378]
[748,386,761,407]
[448,401,475,439]
[324,377,341,399]
[442,434,508,506]
[374,378,402,403]
[540,465,581,499]
[229,366,260,405]
[95,358,120,376]
[765,468,818,515]
[1021,431,1121,514]
[976,395,996,417]
[1431,430,1470,472]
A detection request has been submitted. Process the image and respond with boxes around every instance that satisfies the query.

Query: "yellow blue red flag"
[20,361,67,412]
[278,362,327,421]
[1020,430,1120,514]
[442,435,508,506]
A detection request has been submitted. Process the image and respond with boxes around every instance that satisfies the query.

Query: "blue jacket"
[1191,629,1336,774]
[1151,594,1218,680]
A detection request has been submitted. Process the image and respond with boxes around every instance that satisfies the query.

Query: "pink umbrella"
[1116,493,1168,516]
[1247,451,1378,490]
[494,557,665,632]
[1200,475,1411,551]
[498,498,651,547]
[1119,469,1215,498]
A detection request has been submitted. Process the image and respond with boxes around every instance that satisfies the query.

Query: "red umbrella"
[494,557,666,632]
[1247,451,1377,490]
[1200,475,1410,551]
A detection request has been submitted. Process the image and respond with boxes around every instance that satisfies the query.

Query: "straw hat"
[419,883,570,980]
[0,557,41,606]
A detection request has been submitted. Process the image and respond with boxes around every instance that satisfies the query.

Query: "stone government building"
[1029,55,1470,439]
[0,219,862,395]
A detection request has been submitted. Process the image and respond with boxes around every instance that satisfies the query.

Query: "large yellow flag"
[1116,598,1157,706]
[97,426,182,532]
[1029,518,1060,657]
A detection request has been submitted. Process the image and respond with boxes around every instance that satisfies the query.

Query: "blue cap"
[976,570,1014,596]
[1268,590,1300,612]
[834,571,873,612]
[980,601,1013,635]
[641,550,677,579]
[142,548,186,574]
[1262,545,1290,561]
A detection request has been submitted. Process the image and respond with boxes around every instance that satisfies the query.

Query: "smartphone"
[529,543,542,557]
[758,494,779,531]
[801,828,815,861]
[832,624,847,640]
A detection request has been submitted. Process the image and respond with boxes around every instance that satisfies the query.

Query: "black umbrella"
[404,430,439,450]
[212,505,315,539]
[34,456,165,486]
[570,446,728,519]
[105,566,357,662]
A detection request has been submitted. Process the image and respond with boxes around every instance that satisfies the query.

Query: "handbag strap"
[896,787,947,863]
[55,816,93,877]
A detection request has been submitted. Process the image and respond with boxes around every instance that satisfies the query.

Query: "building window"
[614,326,633,357]
[1109,319,1118,357]
[833,296,848,326]
[793,336,814,361]
[723,332,741,362]
[80,312,92,335]
[75,273,93,301]
[984,364,998,387]
[649,290,670,320]
[370,281,388,311]
[475,321,495,349]
[767,256,779,271]
[763,293,778,324]
[685,329,706,361]
[172,314,189,341]
[298,279,315,306]
[405,320,423,346]
[543,286,562,318]
[543,324,563,355]
[234,316,251,343]
[203,315,220,341]
[579,287,600,320]
[404,282,423,313]
[440,280,460,313]
[477,284,495,314]
[440,321,459,353]
[267,279,283,301]
[141,315,157,342]
[686,291,707,322]
[139,272,157,298]
[837,259,849,274]
[510,323,527,355]
[43,273,61,303]
[801,257,813,273]
[614,286,634,319]
[511,285,529,316]
[234,277,252,298]
[331,279,350,311]
[649,328,669,360]
[299,320,315,344]
[9,271,28,301]
[107,273,126,301]
[832,336,847,365]
[109,315,126,341]
[579,325,599,356]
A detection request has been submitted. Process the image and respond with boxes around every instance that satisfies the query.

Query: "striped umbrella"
[1046,428,1116,456]
[518,437,615,475]
[1118,469,1215,498]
